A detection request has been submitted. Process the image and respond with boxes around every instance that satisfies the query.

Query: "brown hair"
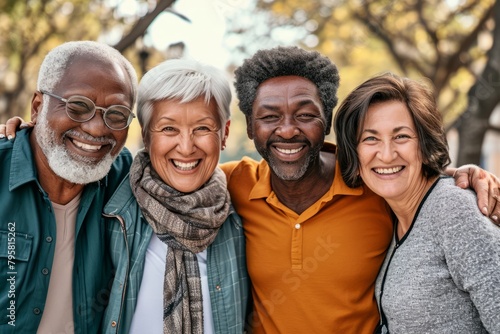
[334,72,450,188]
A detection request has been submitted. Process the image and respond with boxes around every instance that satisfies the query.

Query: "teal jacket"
[101,174,250,334]
[0,129,132,333]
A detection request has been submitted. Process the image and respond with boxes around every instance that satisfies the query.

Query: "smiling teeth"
[73,139,102,152]
[173,160,199,171]
[374,167,403,174]
[276,147,303,154]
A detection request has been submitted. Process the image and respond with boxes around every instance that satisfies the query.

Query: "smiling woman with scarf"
[102,59,250,334]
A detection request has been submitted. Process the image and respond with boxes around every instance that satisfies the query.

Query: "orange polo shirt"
[221,143,393,334]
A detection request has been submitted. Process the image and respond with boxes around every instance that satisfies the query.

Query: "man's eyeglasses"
[40,90,135,131]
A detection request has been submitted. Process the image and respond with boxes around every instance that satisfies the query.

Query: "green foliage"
[251,0,495,127]
[0,0,144,122]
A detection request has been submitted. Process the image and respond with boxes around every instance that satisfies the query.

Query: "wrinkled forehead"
[254,76,323,114]
[54,55,134,102]
[65,54,128,79]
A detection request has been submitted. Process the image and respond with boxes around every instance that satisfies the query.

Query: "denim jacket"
[101,174,250,334]
[0,129,132,333]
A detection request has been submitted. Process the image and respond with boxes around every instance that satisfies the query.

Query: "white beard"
[35,100,117,184]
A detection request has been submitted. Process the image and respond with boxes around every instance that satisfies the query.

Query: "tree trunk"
[113,0,176,52]
[0,1,178,123]
[455,0,500,166]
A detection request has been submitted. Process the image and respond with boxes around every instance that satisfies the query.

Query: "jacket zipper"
[103,213,130,334]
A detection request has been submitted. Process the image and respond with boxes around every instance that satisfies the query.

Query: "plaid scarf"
[130,150,231,334]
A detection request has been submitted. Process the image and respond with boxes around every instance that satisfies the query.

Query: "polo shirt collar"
[248,141,364,201]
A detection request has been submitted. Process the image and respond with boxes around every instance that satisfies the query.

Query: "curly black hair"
[234,46,340,134]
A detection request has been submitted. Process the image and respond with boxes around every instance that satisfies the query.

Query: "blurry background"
[1,0,499,174]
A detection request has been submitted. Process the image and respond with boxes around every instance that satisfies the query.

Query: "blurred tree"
[233,0,496,166]
[0,0,176,123]
[455,0,500,166]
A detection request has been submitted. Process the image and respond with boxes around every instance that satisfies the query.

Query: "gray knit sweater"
[375,177,500,333]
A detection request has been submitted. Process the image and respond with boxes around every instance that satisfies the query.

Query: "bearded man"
[0,41,137,333]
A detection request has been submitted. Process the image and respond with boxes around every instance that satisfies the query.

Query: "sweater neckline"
[395,177,442,246]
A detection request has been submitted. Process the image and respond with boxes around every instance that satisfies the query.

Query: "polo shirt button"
[111,321,117,327]
[295,223,301,229]
[215,285,221,291]
[33,308,41,315]
[41,268,49,275]
[46,236,53,243]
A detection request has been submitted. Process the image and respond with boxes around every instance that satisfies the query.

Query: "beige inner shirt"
[37,193,81,334]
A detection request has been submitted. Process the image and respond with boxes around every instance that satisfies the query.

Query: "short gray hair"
[137,58,231,138]
[37,40,138,105]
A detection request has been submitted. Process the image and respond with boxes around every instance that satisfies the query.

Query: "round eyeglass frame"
[40,90,135,130]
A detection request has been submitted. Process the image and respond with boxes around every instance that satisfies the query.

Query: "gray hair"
[37,40,138,105]
[137,58,231,139]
